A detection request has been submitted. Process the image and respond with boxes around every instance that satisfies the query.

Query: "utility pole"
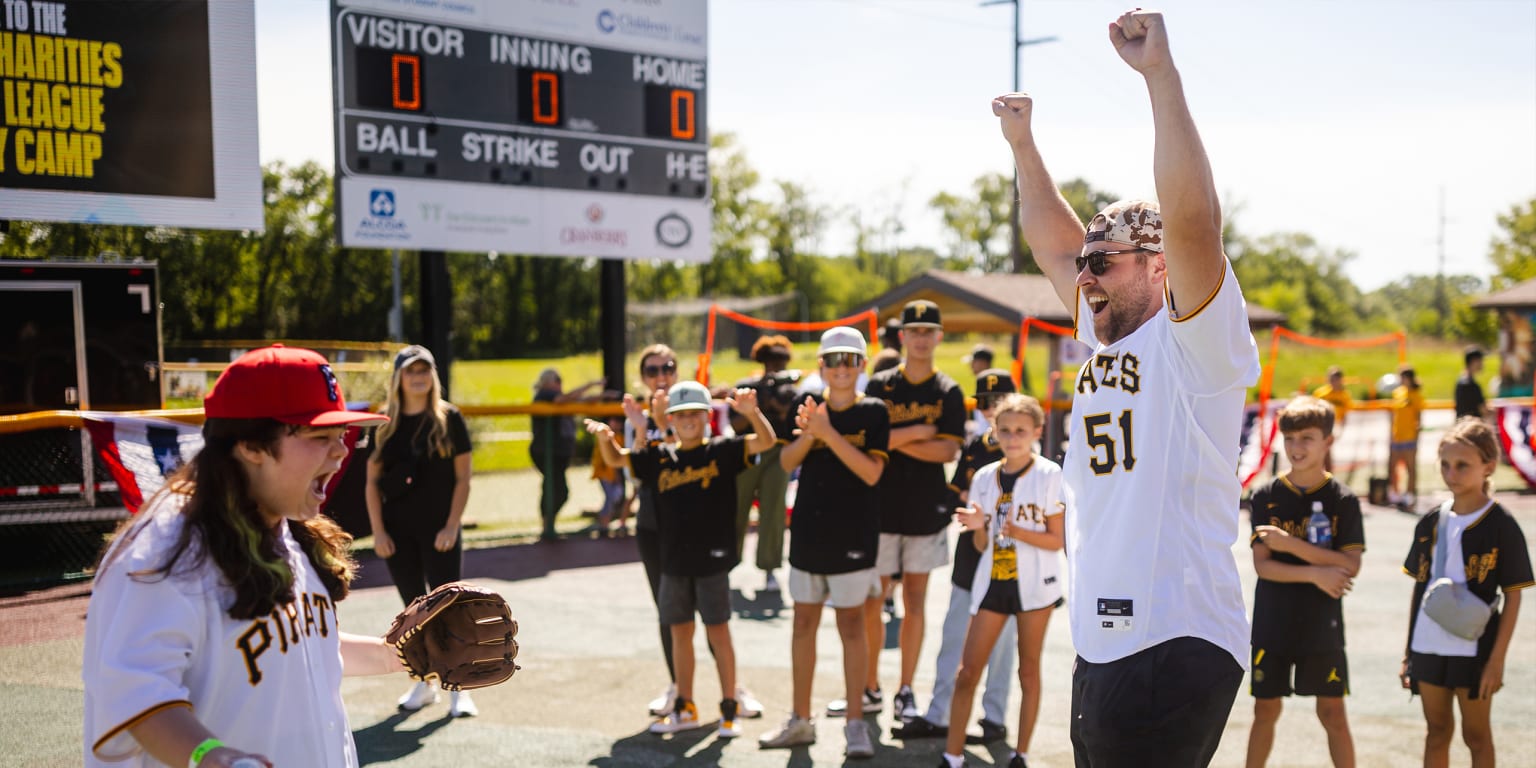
[1435,187,1449,337]
[981,0,1057,273]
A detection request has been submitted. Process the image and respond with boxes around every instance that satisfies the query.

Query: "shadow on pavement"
[353,711,458,765]
[352,535,644,590]
[591,725,724,767]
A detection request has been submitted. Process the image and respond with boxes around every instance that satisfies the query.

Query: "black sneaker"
[1008,754,1028,768]
[891,716,946,739]
[892,686,918,720]
[965,718,1007,745]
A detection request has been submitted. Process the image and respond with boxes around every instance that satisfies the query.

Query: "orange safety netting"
[1016,316,1076,417]
[698,305,880,386]
[1242,328,1407,488]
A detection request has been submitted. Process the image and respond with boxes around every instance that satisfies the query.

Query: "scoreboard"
[332,0,709,261]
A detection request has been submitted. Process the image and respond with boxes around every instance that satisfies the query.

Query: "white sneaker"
[736,686,764,718]
[650,699,705,734]
[1387,490,1403,505]
[397,681,438,711]
[845,719,875,759]
[448,690,478,718]
[648,683,676,717]
[718,715,742,738]
[758,714,816,748]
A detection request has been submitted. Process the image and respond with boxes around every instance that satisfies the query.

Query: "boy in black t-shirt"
[864,300,968,722]
[758,327,889,759]
[588,381,777,738]
[1245,397,1364,768]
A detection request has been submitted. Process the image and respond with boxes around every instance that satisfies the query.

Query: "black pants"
[1070,636,1242,768]
[383,530,463,606]
[532,452,570,535]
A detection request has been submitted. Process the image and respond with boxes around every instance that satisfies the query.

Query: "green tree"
[929,172,1011,272]
[1489,198,1536,289]
[1230,233,1368,337]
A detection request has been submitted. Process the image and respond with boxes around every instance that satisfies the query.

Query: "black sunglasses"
[820,352,864,368]
[642,360,678,378]
[1074,248,1146,277]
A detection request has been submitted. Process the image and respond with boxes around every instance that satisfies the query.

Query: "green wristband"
[188,738,223,768]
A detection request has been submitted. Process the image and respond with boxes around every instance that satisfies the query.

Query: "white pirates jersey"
[1065,260,1260,668]
[83,495,357,767]
[966,458,1066,614]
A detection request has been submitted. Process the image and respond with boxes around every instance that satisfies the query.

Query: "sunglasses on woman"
[820,352,864,368]
[1074,248,1147,276]
[642,360,678,378]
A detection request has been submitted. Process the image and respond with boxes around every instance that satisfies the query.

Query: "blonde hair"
[1441,416,1500,493]
[993,393,1044,428]
[373,356,454,459]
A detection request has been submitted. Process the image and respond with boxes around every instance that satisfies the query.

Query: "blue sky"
[260,0,1536,290]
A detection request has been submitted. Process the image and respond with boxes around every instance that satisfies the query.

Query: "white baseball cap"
[665,380,713,413]
[818,326,867,356]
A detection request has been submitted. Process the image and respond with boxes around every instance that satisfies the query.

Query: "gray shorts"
[788,566,881,609]
[658,571,732,626]
[876,530,950,575]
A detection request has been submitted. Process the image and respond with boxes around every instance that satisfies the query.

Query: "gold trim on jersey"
[1072,285,1083,342]
[1167,259,1228,323]
[897,365,937,386]
[92,699,192,755]
[1278,472,1334,496]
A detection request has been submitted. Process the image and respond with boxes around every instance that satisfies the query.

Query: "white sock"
[943,753,965,768]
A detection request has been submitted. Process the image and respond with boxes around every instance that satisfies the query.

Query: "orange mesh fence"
[1241,329,1407,489]
[699,305,879,386]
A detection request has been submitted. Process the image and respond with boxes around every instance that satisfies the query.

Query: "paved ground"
[3,417,1535,767]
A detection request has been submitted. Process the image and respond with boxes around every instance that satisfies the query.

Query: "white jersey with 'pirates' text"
[1065,260,1260,668]
[82,494,357,767]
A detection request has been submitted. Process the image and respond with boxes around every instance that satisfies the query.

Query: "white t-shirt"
[1064,260,1261,667]
[966,457,1066,614]
[83,495,356,767]
[1410,499,1494,657]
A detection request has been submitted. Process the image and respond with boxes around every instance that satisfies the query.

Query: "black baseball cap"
[901,300,942,328]
[975,368,1017,396]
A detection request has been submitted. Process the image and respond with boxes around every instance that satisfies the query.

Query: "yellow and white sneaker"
[650,698,704,734]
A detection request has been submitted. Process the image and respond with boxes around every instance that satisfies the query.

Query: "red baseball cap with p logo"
[204,345,388,427]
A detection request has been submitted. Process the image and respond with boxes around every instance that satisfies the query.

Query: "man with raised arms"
[992,9,1261,766]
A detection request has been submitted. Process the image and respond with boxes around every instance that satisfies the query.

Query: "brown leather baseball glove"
[384,581,520,690]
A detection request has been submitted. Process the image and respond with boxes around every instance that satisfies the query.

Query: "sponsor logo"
[357,188,408,240]
[369,189,396,218]
[655,212,691,247]
[596,8,672,40]
[587,203,605,223]
[561,206,626,246]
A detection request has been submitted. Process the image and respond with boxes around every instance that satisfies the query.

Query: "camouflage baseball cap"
[1084,200,1164,253]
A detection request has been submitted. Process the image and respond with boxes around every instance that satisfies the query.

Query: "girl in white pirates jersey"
[83,346,409,768]
[942,394,1064,768]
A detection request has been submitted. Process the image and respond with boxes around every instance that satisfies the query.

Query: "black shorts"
[978,579,1064,616]
[1409,651,1486,699]
[1070,636,1242,768]
[1250,647,1349,698]
[658,571,731,626]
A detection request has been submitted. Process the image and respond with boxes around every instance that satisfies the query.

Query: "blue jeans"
[924,581,1016,726]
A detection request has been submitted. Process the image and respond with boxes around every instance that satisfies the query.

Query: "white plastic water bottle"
[1306,500,1333,548]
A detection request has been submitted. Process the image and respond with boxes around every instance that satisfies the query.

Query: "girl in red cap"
[83,345,404,768]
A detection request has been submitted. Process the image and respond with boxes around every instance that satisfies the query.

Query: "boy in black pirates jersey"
[759,327,889,759]
[995,10,1263,765]
[859,299,967,722]
[895,368,1019,744]
[588,381,777,737]
[1245,397,1364,768]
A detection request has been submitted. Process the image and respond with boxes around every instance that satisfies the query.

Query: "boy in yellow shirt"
[1388,365,1424,510]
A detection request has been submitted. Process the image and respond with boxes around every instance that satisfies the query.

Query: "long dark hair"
[105,418,357,619]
